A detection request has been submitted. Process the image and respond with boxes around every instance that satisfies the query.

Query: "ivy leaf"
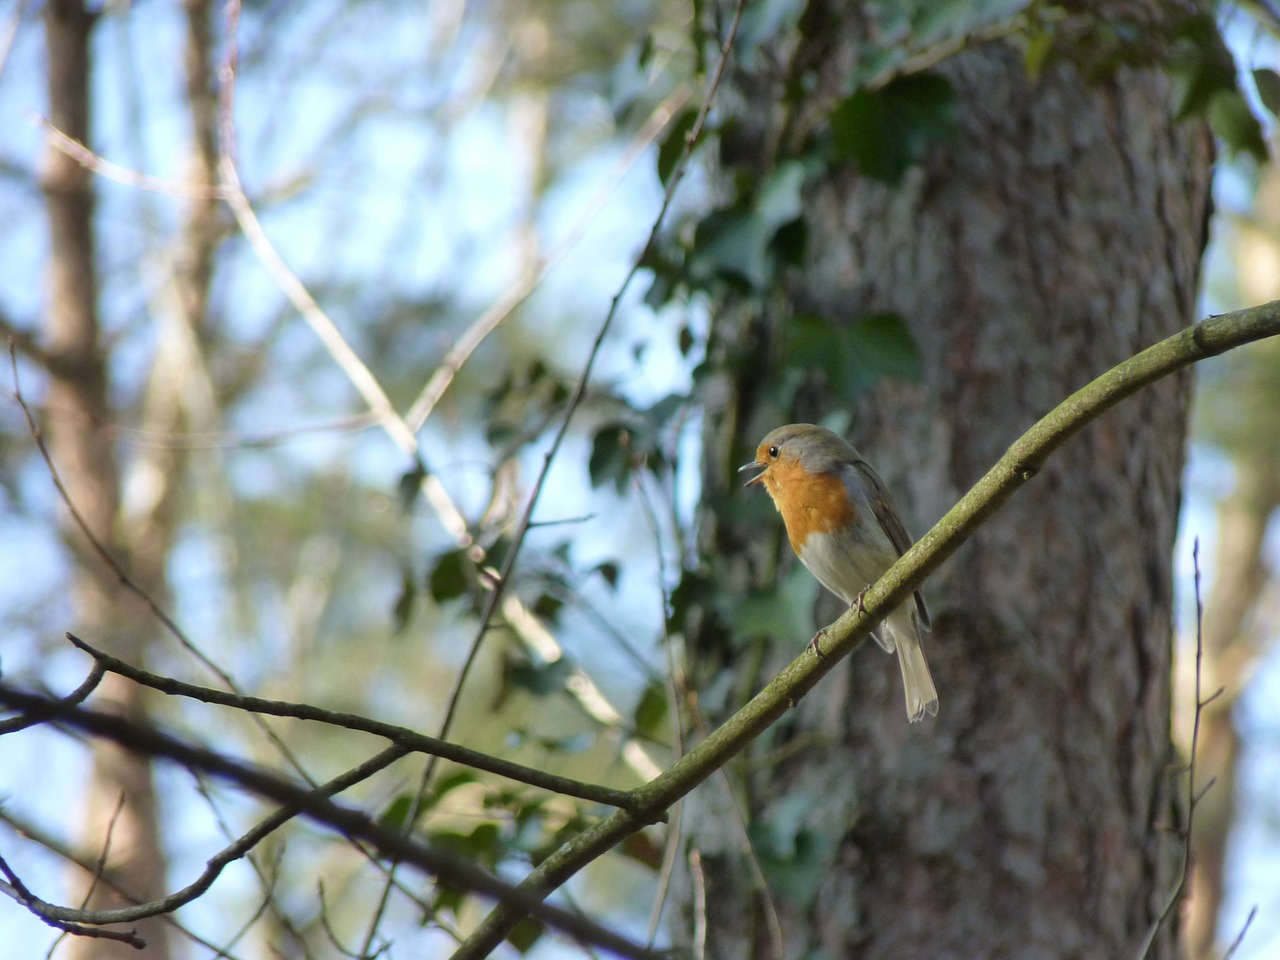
[428,548,471,603]
[832,73,957,184]
[633,679,668,739]
[845,311,924,389]
[657,109,698,185]
[1253,68,1280,118]
[505,918,544,954]
[689,208,773,290]
[392,568,417,631]
[509,657,574,697]
[588,423,633,493]
[1208,89,1268,161]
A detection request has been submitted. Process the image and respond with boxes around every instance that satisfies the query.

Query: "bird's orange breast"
[761,457,857,555]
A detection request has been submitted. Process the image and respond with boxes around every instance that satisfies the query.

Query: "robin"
[740,423,939,722]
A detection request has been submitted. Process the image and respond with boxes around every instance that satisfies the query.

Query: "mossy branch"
[450,300,1280,959]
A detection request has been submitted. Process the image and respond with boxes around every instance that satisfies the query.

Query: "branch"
[0,683,660,960]
[67,633,637,811]
[0,852,144,949]
[449,301,1280,957]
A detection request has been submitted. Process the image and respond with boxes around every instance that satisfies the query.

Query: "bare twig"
[403,84,691,431]
[0,852,145,949]
[1131,539,1216,960]
[0,658,104,734]
[1221,905,1257,960]
[68,633,637,810]
[36,114,227,200]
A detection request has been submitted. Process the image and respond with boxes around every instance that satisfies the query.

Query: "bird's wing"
[849,459,931,630]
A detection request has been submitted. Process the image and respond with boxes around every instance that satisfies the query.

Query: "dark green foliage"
[832,73,959,184]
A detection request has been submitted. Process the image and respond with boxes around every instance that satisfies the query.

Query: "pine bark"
[680,4,1213,959]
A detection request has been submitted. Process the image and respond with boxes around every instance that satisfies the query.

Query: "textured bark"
[680,4,1213,960]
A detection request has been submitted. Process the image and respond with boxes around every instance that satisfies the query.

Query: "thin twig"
[1131,538,1212,960]
[403,84,691,431]
[1221,905,1257,960]
[68,633,637,810]
[0,809,249,959]
[0,852,145,949]
[0,659,104,734]
[36,114,228,200]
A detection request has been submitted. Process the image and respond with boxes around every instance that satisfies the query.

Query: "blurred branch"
[8,341,318,786]
[0,683,660,960]
[37,114,227,200]
[1,317,56,370]
[452,300,1280,958]
[403,83,691,431]
[212,0,664,790]
[68,633,638,810]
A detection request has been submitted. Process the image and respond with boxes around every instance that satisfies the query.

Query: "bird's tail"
[886,608,939,722]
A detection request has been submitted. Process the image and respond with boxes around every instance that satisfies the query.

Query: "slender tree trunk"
[43,2,172,956]
[680,4,1212,959]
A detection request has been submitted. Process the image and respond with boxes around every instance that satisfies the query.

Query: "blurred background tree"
[0,0,1276,958]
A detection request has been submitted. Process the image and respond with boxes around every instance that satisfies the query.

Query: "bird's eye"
[767,445,779,459]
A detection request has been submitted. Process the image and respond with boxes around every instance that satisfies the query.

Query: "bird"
[740,423,939,722]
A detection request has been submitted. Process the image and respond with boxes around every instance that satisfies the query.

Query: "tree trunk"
[680,5,1212,959]
[42,2,171,956]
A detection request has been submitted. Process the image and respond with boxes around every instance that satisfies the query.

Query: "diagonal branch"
[448,300,1280,958]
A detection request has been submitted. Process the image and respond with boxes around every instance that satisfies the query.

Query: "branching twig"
[67,633,637,810]
[0,658,103,734]
[0,684,659,960]
[0,852,145,950]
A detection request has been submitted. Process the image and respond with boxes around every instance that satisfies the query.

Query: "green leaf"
[756,161,807,232]
[1208,89,1268,161]
[508,657,574,697]
[657,109,698,185]
[846,311,924,388]
[596,561,620,589]
[633,679,668,739]
[532,592,564,621]
[1254,68,1280,118]
[729,564,820,643]
[392,568,417,632]
[505,917,544,954]
[398,461,426,512]
[832,73,957,184]
[689,208,773,289]
[588,423,633,493]
[428,548,471,603]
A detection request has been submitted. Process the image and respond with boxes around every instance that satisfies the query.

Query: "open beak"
[738,460,767,487]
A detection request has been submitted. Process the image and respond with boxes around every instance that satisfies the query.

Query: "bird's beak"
[739,460,767,487]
